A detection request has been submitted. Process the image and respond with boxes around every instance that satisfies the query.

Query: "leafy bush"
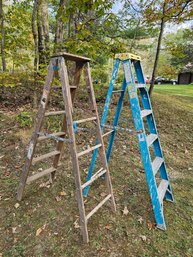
[16,112,34,128]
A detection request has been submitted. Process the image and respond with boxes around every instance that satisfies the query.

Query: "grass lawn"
[0,84,193,256]
[153,84,193,98]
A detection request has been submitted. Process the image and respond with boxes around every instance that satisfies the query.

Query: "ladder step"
[112,90,124,93]
[102,130,114,137]
[70,85,77,89]
[81,168,107,189]
[152,157,164,176]
[45,110,66,116]
[75,117,97,124]
[157,179,169,203]
[141,109,152,118]
[77,144,102,157]
[86,194,111,220]
[136,84,146,88]
[32,150,60,165]
[26,167,56,184]
[37,132,65,141]
[146,133,158,147]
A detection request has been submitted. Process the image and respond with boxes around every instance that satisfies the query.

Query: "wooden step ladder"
[17,52,116,243]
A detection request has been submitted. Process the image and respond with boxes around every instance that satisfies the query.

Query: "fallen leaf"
[139,235,147,242]
[74,219,80,229]
[100,192,106,197]
[123,206,129,215]
[147,221,154,230]
[14,203,20,209]
[0,155,4,159]
[12,227,17,234]
[137,217,143,224]
[55,196,61,202]
[105,224,111,230]
[36,224,46,236]
[59,191,67,196]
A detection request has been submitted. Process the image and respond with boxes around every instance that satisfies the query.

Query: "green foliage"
[16,112,33,128]
[164,28,193,71]
[157,53,178,78]
[1,1,34,71]
[91,65,109,84]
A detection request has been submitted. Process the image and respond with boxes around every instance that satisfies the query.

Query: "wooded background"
[0,0,193,94]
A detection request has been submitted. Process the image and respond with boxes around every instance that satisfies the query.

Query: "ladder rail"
[17,59,56,201]
[84,62,116,213]
[51,62,83,181]
[106,78,127,162]
[84,59,120,197]
[134,61,173,202]
[123,59,168,229]
[58,57,89,243]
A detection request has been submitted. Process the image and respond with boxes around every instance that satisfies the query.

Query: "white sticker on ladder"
[27,142,34,159]
[123,62,132,83]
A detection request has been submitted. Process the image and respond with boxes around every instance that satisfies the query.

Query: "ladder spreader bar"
[37,132,72,143]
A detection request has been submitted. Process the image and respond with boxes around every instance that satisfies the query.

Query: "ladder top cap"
[51,52,90,62]
[115,53,141,61]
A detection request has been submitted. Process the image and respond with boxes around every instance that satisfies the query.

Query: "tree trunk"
[54,0,66,52]
[149,3,166,97]
[37,0,49,68]
[32,0,38,73]
[32,0,39,108]
[0,0,6,71]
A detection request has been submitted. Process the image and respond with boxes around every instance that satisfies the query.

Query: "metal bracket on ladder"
[85,52,174,230]
[17,52,116,243]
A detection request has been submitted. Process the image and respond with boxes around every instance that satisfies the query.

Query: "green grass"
[152,84,193,98]
[0,84,193,256]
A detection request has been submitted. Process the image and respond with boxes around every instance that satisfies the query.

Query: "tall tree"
[54,0,66,52]
[32,0,38,72]
[146,0,193,96]
[0,0,6,71]
[37,0,50,68]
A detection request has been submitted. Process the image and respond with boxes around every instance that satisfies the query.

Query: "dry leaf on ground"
[36,224,46,236]
[137,217,143,224]
[55,196,61,202]
[74,219,80,229]
[59,191,67,196]
[139,235,147,242]
[123,206,129,215]
[14,203,20,209]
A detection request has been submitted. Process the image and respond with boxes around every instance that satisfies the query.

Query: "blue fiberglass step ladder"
[84,52,174,230]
